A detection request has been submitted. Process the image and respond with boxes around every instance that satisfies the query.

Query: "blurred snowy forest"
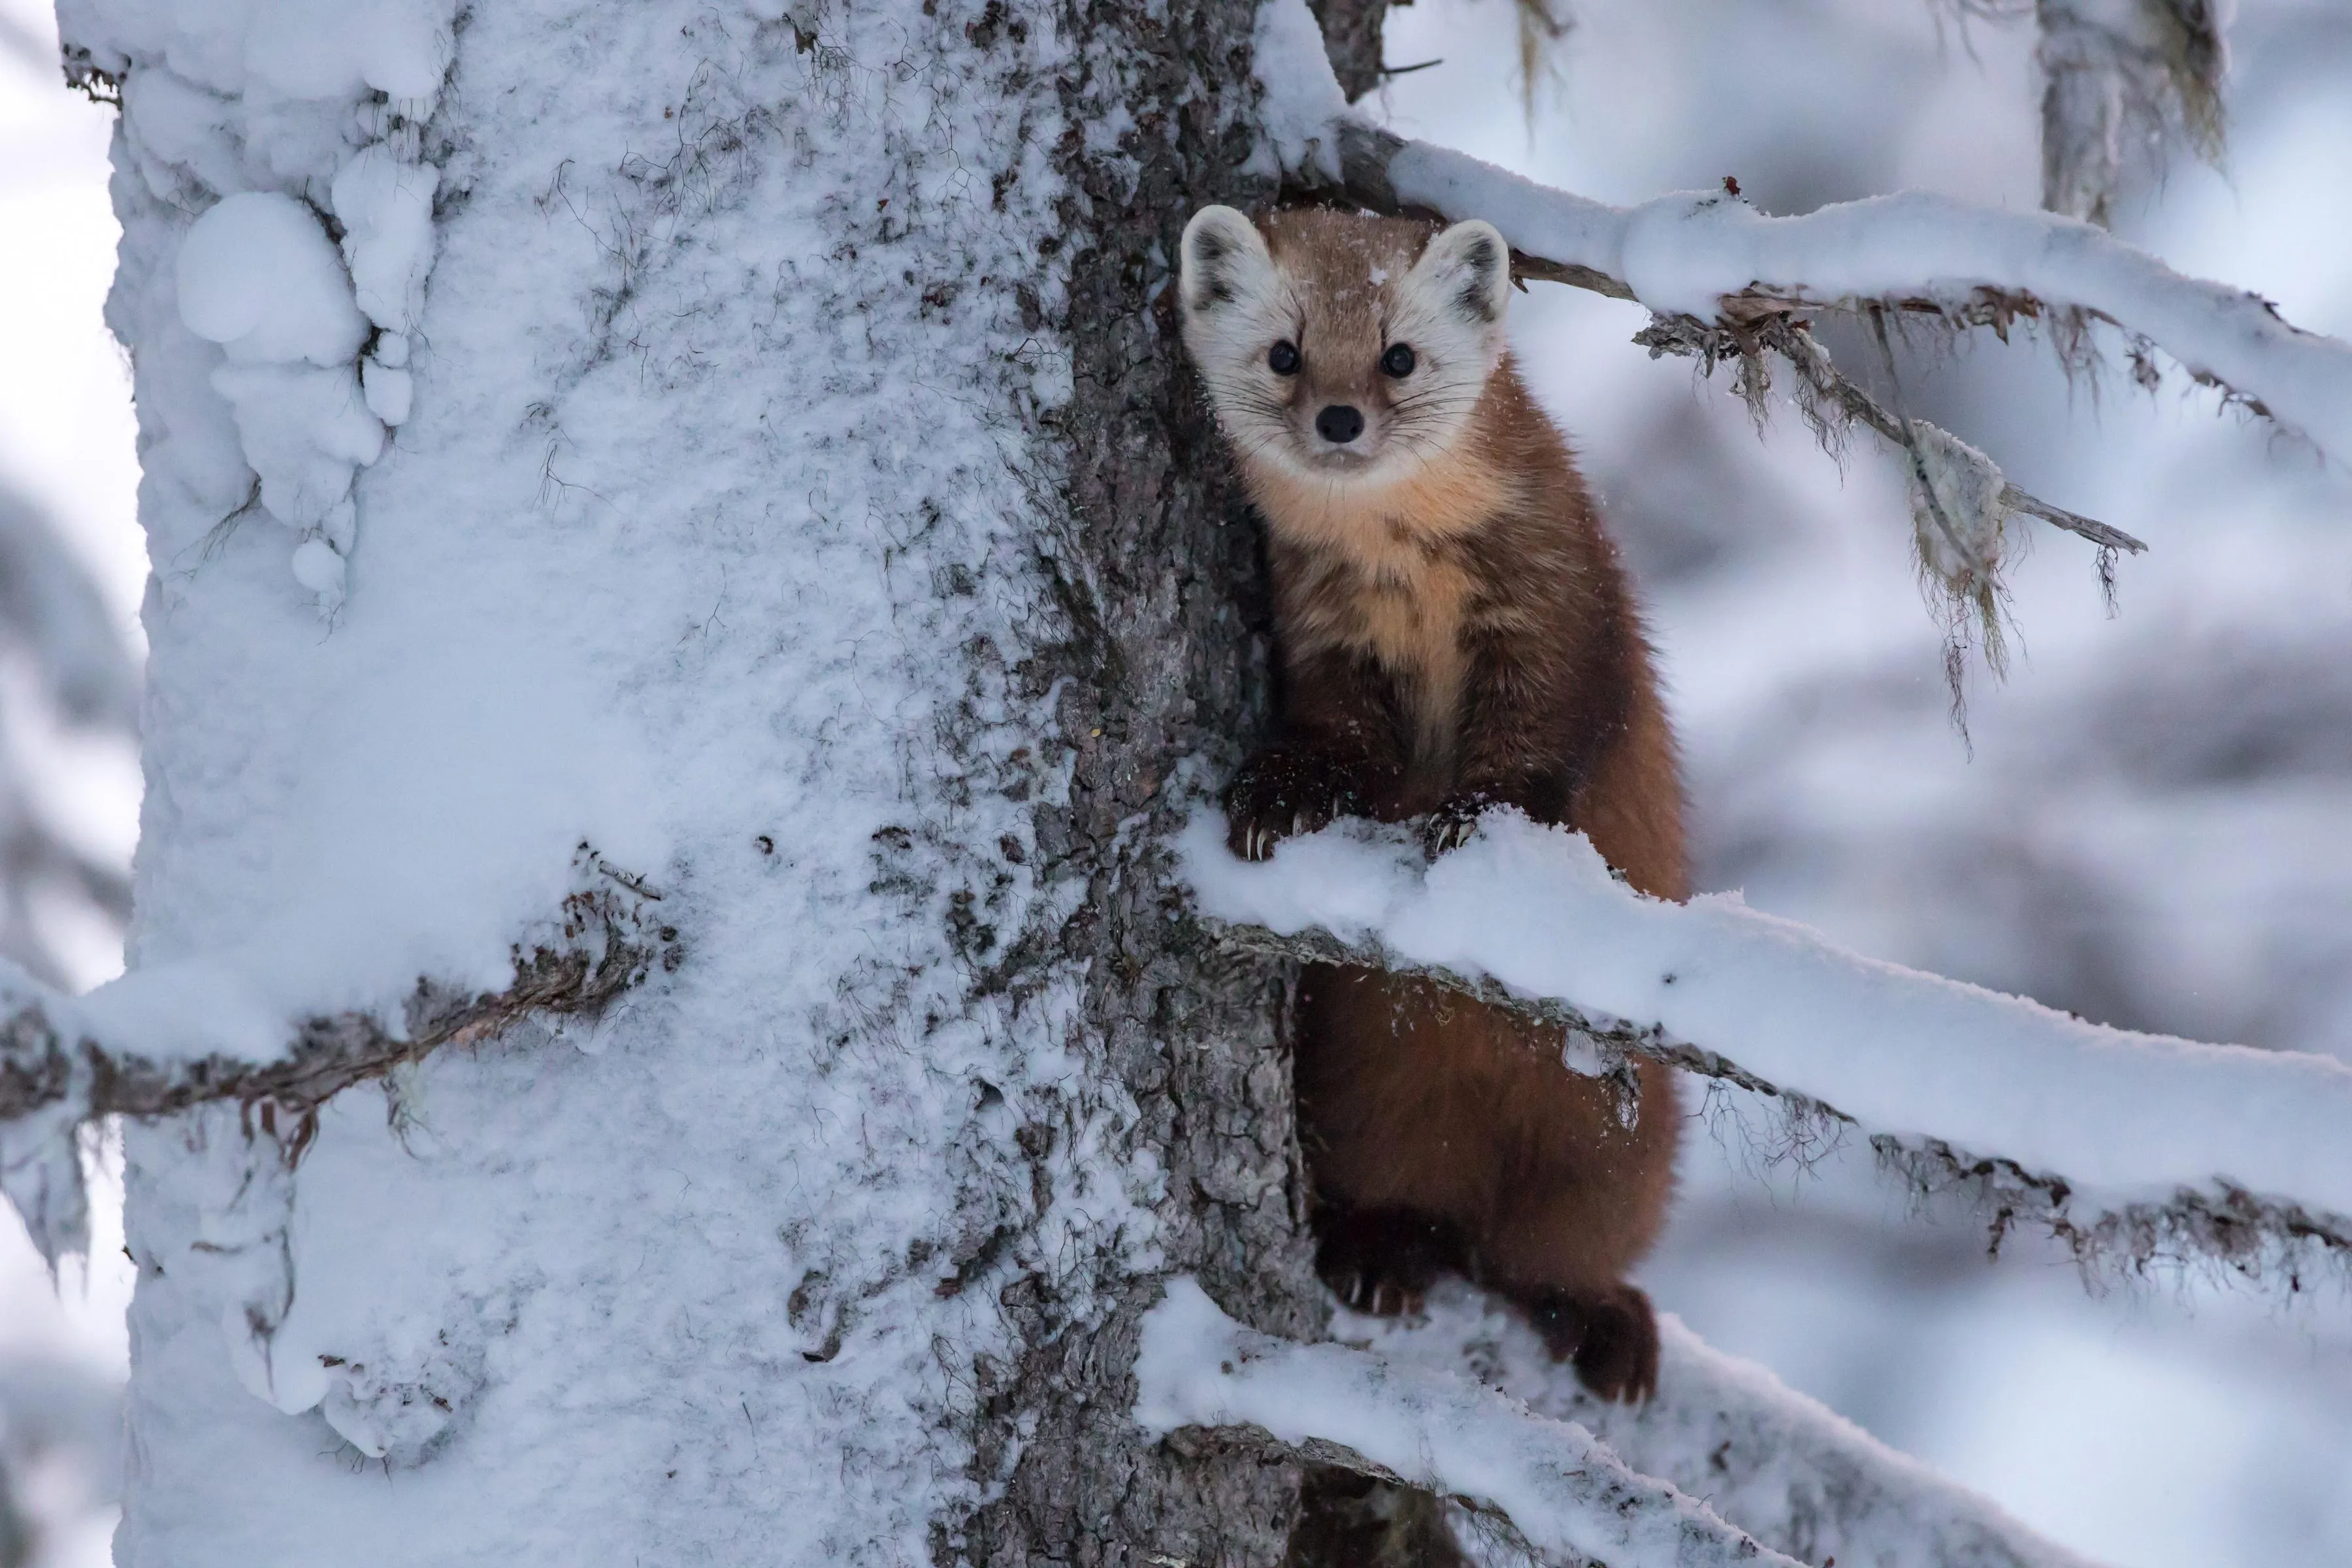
[0,0,140,1563]
[2,0,2351,1563]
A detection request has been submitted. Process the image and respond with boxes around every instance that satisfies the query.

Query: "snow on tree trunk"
[65,0,1320,1560]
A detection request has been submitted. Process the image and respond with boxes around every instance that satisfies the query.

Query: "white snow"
[1179,809,2352,1226]
[358,357,412,426]
[61,0,455,106]
[1137,1277,1803,1568]
[284,536,344,605]
[172,189,385,562]
[242,0,452,104]
[203,362,383,528]
[79,0,453,611]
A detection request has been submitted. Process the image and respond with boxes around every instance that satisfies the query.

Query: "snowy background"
[3,0,2351,1563]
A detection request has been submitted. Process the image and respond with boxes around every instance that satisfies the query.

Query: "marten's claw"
[1224,749,1358,860]
[1422,802,1484,857]
[1315,1206,1461,1318]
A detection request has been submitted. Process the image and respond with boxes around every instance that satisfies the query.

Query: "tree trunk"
[78,0,1321,1560]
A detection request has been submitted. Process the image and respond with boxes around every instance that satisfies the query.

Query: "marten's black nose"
[1316,404,1365,444]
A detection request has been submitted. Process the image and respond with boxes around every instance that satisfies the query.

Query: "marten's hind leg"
[1474,1058,1679,1403]
[1510,1281,1660,1403]
[1313,1203,1469,1318]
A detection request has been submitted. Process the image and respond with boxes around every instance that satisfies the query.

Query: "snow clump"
[174,191,370,365]
[68,0,455,614]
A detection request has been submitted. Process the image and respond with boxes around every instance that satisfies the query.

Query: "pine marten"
[1179,204,1686,1402]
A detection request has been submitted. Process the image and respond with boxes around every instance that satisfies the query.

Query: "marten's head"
[1179,206,1511,489]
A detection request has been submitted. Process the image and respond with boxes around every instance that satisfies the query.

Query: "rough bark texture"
[960,4,1327,1563]
[1282,1467,1471,1568]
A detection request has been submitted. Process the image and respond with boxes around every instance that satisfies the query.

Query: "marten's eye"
[1267,340,1301,375]
[1380,342,1416,378]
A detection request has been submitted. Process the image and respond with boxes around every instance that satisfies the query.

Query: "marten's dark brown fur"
[1179,205,1685,1401]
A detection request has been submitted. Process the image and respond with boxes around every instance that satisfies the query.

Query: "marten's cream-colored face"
[1179,206,1511,488]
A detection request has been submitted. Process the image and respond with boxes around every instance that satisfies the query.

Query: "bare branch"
[1628,309,2147,556]
[1137,1279,1808,1568]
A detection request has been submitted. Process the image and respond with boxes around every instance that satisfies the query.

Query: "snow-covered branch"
[1180,813,2352,1282]
[0,859,674,1261]
[1347,1282,2104,1568]
[1254,0,2349,463]
[1312,117,2352,462]
[1136,1277,1807,1568]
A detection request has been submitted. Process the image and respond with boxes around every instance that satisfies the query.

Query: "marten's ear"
[1180,206,1275,320]
[1411,220,1512,327]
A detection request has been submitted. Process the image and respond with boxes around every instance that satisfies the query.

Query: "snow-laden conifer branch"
[0,857,674,1261]
[1347,1283,2106,1568]
[1136,1278,1808,1568]
[1179,813,2352,1284]
[1306,116,2352,461]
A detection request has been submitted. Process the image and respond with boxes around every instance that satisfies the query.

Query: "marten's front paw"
[1518,1282,1661,1404]
[1315,1207,1464,1318]
[1224,749,1356,861]
[1422,794,1496,857]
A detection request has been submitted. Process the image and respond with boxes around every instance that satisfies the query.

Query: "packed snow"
[1181,809,2352,1232]
[1137,1277,1805,1568]
[70,0,451,613]
[172,191,368,365]
[329,144,437,344]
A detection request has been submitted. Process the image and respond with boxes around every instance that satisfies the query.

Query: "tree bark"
[964,0,1325,1560]
[78,0,1321,1561]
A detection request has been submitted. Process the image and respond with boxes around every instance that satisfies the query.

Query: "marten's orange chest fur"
[1181,203,1688,1403]
[1250,458,1508,776]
